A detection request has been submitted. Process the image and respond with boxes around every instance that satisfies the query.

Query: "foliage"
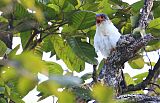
[0,0,159,102]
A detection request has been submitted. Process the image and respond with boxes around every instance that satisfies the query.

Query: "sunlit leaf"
[0,40,7,57]
[98,0,117,16]
[45,62,63,76]
[133,72,148,84]
[17,75,38,97]
[128,56,144,69]
[12,52,47,73]
[57,90,75,103]
[124,73,135,85]
[37,80,60,101]
[10,91,25,103]
[92,84,115,103]
[148,17,160,29]
[1,67,17,82]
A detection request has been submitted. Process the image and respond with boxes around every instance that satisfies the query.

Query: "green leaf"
[92,84,115,103]
[37,80,60,101]
[148,17,160,29]
[52,35,85,72]
[8,44,20,59]
[133,72,148,84]
[51,0,66,8]
[131,0,144,14]
[45,62,63,76]
[121,23,132,34]
[12,52,47,73]
[17,75,38,97]
[146,28,160,38]
[128,56,144,69]
[81,73,92,81]
[124,73,135,85]
[130,15,139,28]
[0,98,6,103]
[1,67,17,82]
[14,2,30,20]
[98,0,117,16]
[145,41,160,52]
[36,2,56,20]
[10,92,25,103]
[14,20,39,32]
[41,36,56,56]
[20,31,31,49]
[0,40,7,57]
[57,90,75,103]
[67,37,98,64]
[71,11,95,30]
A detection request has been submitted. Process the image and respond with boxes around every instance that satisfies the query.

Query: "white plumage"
[94,14,121,59]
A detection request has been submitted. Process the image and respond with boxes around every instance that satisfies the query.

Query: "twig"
[123,57,160,93]
[92,65,97,83]
[149,82,160,89]
[23,29,39,50]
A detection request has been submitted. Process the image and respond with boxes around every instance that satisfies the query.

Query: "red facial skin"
[96,16,105,25]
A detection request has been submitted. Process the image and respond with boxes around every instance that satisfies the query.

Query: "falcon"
[94,14,121,62]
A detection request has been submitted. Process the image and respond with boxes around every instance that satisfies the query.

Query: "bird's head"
[96,14,109,26]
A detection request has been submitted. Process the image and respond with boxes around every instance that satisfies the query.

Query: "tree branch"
[138,0,154,29]
[117,94,160,103]
[123,57,160,93]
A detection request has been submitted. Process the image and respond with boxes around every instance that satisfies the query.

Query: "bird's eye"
[101,16,103,19]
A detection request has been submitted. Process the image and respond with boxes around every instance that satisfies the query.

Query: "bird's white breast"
[94,21,121,59]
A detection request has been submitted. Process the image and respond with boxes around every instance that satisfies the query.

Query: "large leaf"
[0,40,7,57]
[37,80,60,101]
[124,73,135,85]
[12,52,47,73]
[17,75,38,97]
[14,20,39,32]
[148,17,160,29]
[145,41,160,52]
[92,84,115,103]
[98,0,117,16]
[36,2,56,20]
[67,37,98,64]
[52,35,85,72]
[131,0,144,14]
[71,11,95,30]
[20,31,31,49]
[133,72,148,84]
[128,56,144,69]
[51,0,66,8]
[14,2,30,20]
[41,36,56,56]
[45,62,63,76]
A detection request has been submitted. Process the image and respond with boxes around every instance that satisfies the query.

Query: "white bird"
[94,14,121,61]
